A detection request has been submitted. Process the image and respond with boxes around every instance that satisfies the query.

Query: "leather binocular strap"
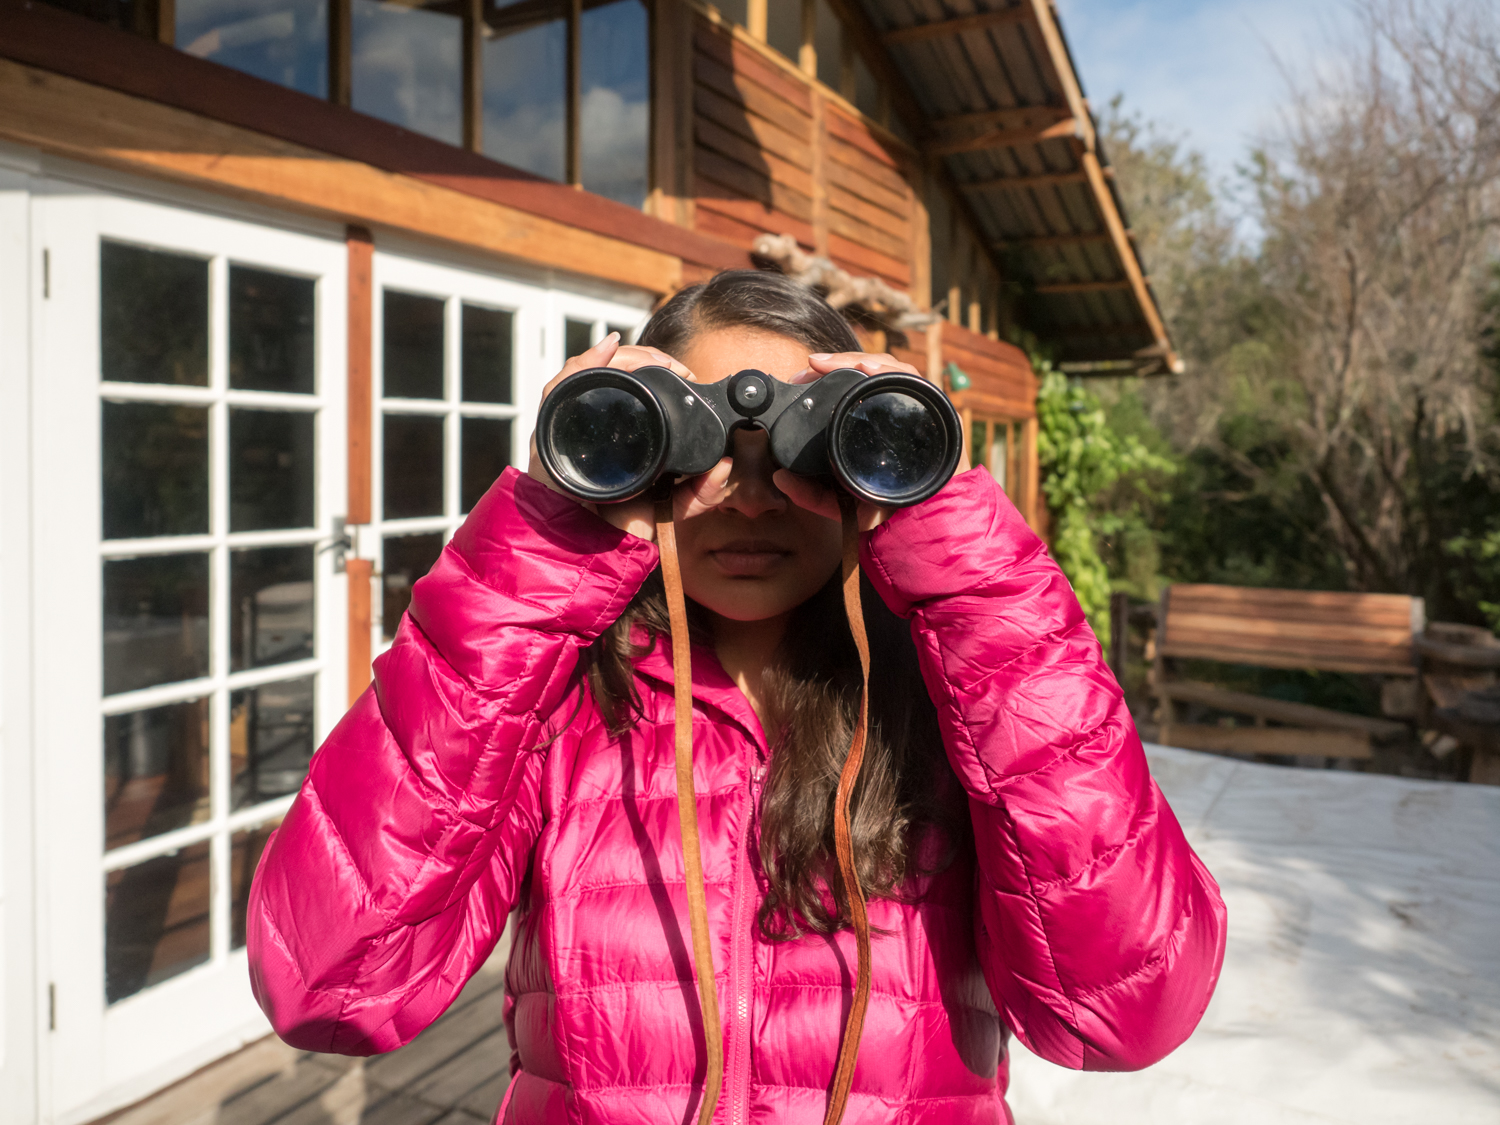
[823,494,873,1125]
[655,496,725,1125]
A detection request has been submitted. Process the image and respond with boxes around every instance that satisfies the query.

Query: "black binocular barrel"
[536,365,961,507]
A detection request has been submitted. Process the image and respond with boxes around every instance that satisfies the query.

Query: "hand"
[527,334,698,541]
[770,351,970,532]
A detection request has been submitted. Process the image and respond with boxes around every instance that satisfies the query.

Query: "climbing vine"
[1035,365,1176,639]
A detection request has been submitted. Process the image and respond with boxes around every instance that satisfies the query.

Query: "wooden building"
[0,0,1171,1120]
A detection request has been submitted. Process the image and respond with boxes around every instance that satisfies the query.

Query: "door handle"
[318,515,355,573]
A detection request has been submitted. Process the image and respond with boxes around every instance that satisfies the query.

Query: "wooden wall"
[689,15,916,291]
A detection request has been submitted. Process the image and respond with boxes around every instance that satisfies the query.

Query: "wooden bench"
[1149,584,1424,759]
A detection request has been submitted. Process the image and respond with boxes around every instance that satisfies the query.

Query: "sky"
[1056,0,1356,197]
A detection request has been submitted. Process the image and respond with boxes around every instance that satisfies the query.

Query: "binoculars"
[536,365,963,507]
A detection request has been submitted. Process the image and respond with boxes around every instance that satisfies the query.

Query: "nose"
[717,428,786,520]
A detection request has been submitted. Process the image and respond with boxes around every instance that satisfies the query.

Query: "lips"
[708,538,792,577]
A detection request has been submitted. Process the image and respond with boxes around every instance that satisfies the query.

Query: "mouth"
[707,538,793,577]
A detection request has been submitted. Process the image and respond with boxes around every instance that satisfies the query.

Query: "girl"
[248,270,1226,1125]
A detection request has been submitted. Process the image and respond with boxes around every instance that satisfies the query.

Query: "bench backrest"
[1158,584,1425,676]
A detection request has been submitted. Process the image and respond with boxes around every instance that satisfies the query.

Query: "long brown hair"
[589,270,968,938]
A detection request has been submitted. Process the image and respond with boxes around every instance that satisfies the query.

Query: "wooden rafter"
[929,104,1071,134]
[1035,279,1134,294]
[960,168,1099,191]
[997,231,1113,249]
[926,117,1077,156]
[882,6,1032,47]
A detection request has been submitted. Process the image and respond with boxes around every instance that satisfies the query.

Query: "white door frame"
[29,182,348,1125]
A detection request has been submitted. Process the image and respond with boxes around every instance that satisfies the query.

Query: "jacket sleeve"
[247,468,658,1054]
[862,468,1226,1071]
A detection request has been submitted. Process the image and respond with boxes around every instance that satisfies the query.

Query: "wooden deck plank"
[217,1056,358,1125]
[460,1073,513,1120]
[362,992,508,1092]
[407,1028,509,1107]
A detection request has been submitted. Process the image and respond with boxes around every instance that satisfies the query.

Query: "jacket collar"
[629,627,769,753]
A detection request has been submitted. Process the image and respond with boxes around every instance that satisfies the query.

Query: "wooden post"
[347,226,374,704]
[330,0,352,107]
[154,0,175,44]
[463,0,483,152]
[566,0,583,186]
[747,0,767,41]
[798,0,817,75]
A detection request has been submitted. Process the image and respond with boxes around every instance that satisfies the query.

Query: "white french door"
[30,187,348,1124]
[364,248,649,655]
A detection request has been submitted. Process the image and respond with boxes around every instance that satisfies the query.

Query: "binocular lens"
[836,390,947,500]
[547,385,661,495]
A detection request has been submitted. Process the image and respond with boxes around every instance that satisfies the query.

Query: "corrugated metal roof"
[857,0,1179,373]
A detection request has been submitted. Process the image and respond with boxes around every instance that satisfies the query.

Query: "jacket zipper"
[725,760,763,1125]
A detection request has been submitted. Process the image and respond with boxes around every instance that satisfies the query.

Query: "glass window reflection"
[765,0,800,63]
[461,303,514,404]
[382,532,444,640]
[814,0,841,91]
[101,241,209,387]
[230,264,316,394]
[103,553,211,696]
[230,546,315,672]
[231,676,315,810]
[103,698,211,850]
[564,318,594,358]
[177,0,329,97]
[231,819,281,948]
[383,414,445,519]
[105,840,212,1004]
[229,408,316,530]
[482,3,566,182]
[580,0,649,208]
[352,0,463,146]
[461,417,512,513]
[384,290,447,399]
[103,401,210,540]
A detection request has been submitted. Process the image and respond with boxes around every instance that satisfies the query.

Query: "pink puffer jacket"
[248,466,1226,1124]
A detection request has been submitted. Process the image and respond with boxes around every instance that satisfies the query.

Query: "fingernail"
[604,331,620,344]
[808,353,833,362]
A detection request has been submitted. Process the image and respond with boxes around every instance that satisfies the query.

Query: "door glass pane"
[230,546,315,672]
[462,417,513,513]
[383,532,444,640]
[383,291,446,399]
[177,0,330,98]
[765,0,799,62]
[990,424,1008,491]
[103,553,211,696]
[461,304,514,404]
[580,0,649,209]
[970,420,987,473]
[101,242,209,387]
[482,7,566,182]
[104,698,211,850]
[352,0,462,145]
[229,408,316,530]
[230,264,316,394]
[103,402,210,540]
[230,819,281,949]
[105,840,212,1004]
[383,414,445,518]
[231,676,316,810]
[564,318,594,359]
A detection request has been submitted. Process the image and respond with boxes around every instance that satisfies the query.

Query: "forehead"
[674,326,811,383]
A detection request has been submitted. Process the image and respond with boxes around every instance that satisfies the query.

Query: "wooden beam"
[1164,724,1373,760]
[1035,278,1133,294]
[882,6,1032,46]
[926,118,1077,156]
[1156,680,1409,739]
[1022,0,1093,152]
[0,58,683,293]
[960,168,1110,192]
[329,0,351,107]
[997,231,1112,249]
[1080,146,1179,370]
[462,0,482,152]
[929,104,1071,135]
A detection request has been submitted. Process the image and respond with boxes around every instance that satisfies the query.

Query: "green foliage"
[1446,528,1500,634]
[1034,365,1176,638]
